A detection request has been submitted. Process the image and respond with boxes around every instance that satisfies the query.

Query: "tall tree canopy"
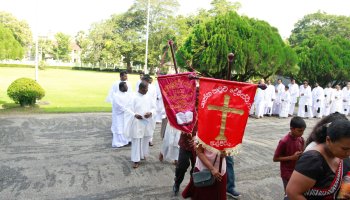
[80,0,180,73]
[178,11,297,81]
[0,11,32,48]
[289,12,350,86]
[0,23,24,60]
[53,32,71,62]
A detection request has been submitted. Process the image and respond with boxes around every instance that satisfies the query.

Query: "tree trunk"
[126,61,132,73]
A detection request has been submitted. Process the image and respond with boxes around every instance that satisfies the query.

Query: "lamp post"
[144,0,150,74]
[35,35,39,81]
[227,53,235,80]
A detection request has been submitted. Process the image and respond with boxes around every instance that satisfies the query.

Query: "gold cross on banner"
[207,94,244,140]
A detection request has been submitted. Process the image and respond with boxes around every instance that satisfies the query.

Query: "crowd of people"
[251,78,350,119]
[106,71,241,199]
[107,72,350,200]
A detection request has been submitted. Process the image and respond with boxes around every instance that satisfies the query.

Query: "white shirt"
[288,83,299,103]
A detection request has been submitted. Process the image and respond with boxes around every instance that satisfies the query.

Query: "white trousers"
[297,104,313,118]
[131,136,151,162]
[289,103,296,115]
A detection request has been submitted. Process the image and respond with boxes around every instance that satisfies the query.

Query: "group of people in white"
[251,78,350,119]
[106,71,180,168]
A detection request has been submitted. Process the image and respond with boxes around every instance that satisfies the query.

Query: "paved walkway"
[0,113,318,200]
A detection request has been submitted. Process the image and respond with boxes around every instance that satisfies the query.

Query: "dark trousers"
[174,147,196,187]
[226,156,236,193]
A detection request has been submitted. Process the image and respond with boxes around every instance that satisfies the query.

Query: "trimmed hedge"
[7,78,45,106]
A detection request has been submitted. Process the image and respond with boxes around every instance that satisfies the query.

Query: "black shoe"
[173,183,179,196]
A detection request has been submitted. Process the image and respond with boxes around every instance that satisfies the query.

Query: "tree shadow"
[0,102,41,114]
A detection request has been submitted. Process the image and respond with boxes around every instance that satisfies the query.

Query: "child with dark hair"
[287,120,350,199]
[273,116,306,200]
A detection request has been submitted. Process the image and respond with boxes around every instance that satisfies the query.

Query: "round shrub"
[7,78,45,106]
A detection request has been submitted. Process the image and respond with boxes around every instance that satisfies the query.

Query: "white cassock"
[254,88,265,118]
[312,86,324,118]
[272,83,285,115]
[330,90,343,114]
[279,90,291,118]
[298,85,313,118]
[160,123,181,162]
[288,83,299,115]
[124,92,156,162]
[106,80,132,103]
[155,82,166,123]
[264,84,276,116]
[323,87,334,116]
[111,91,132,148]
[342,87,350,115]
[147,83,157,143]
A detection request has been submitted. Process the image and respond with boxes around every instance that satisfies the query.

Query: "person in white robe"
[106,71,133,148]
[311,83,324,118]
[272,79,285,115]
[330,85,343,114]
[155,81,166,123]
[106,71,132,103]
[159,123,181,164]
[297,81,313,118]
[143,75,157,146]
[155,81,168,139]
[254,79,266,118]
[288,79,299,116]
[323,83,334,116]
[111,82,132,148]
[124,81,156,168]
[135,72,144,91]
[279,86,291,118]
[342,82,350,115]
[264,80,276,116]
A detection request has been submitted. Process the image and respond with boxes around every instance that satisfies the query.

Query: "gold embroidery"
[207,94,244,140]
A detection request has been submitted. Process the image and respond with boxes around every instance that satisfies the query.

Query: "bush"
[7,78,45,106]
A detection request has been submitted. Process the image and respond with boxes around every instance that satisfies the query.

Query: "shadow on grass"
[0,103,111,115]
[0,103,42,115]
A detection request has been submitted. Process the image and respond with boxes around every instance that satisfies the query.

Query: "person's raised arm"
[286,171,316,200]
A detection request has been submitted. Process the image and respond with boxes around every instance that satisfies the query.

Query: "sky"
[1,0,350,39]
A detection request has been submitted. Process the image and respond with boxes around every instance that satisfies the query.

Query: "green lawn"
[0,67,141,114]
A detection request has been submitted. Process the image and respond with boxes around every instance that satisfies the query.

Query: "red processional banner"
[157,72,197,133]
[198,77,257,154]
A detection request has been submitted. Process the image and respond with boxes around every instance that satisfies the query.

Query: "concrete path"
[0,113,318,200]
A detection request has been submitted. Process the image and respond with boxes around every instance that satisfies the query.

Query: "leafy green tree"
[0,11,33,47]
[289,12,350,86]
[209,0,241,15]
[53,32,71,62]
[126,0,180,73]
[0,23,24,60]
[82,19,123,67]
[177,11,297,81]
[38,38,54,60]
[294,35,350,86]
[109,12,145,72]
[289,12,350,48]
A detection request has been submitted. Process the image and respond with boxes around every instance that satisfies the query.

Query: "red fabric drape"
[157,73,197,133]
[198,77,257,154]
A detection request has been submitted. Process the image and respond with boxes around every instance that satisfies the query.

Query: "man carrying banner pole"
[157,72,198,196]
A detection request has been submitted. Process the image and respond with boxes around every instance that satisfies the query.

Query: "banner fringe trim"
[197,138,241,156]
